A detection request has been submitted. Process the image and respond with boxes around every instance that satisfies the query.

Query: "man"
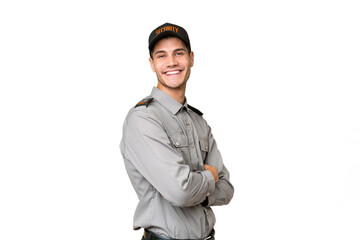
[120,23,234,240]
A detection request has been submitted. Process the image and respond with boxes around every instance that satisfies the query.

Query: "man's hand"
[204,164,219,183]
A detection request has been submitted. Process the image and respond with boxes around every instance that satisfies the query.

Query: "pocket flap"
[199,139,209,152]
[170,134,188,148]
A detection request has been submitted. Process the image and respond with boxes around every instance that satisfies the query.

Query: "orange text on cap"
[156,26,179,35]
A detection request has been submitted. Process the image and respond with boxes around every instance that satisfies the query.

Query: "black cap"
[148,23,191,56]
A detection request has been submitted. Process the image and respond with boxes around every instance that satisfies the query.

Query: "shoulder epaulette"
[135,97,154,108]
[188,104,203,116]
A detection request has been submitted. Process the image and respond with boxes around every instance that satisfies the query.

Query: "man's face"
[149,37,194,90]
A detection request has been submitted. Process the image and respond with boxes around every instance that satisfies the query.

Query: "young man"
[120,23,234,240]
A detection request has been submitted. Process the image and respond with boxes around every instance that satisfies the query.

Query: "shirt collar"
[151,87,186,115]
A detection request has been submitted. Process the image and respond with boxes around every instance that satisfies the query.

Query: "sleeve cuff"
[207,188,218,206]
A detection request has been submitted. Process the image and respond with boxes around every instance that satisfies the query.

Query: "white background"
[1,0,359,239]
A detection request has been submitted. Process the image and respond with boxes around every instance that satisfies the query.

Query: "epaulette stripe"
[188,104,203,116]
[135,97,154,108]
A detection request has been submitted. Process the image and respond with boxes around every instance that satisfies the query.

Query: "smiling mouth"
[164,70,182,76]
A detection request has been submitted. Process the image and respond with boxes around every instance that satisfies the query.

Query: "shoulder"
[124,96,159,125]
[126,96,155,117]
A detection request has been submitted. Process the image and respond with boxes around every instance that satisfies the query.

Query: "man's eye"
[158,55,165,58]
[176,52,183,56]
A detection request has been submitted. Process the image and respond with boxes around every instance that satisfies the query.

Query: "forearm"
[161,169,216,207]
[202,127,234,206]
[203,165,234,207]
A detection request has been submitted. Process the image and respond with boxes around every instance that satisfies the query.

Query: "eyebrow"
[154,50,166,56]
[154,48,187,56]
[174,48,187,52]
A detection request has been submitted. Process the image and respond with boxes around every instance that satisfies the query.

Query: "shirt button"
[207,192,210,196]
[205,146,208,150]
[191,144,194,148]
[185,121,189,126]
[175,142,180,147]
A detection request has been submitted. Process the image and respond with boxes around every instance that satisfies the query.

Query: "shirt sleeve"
[203,126,234,207]
[121,109,216,208]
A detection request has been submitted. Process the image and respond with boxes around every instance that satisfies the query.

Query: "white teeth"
[165,71,180,75]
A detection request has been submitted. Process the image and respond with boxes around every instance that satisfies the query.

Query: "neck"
[157,83,186,104]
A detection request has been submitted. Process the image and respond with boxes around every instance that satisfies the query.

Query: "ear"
[149,57,156,72]
[190,51,194,67]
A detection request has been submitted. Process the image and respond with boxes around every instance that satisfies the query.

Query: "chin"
[159,80,187,90]
[163,79,185,88]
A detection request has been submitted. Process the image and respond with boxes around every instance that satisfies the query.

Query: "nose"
[167,55,178,67]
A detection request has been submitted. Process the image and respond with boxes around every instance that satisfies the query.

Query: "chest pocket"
[170,133,206,171]
[169,134,190,162]
[198,139,209,161]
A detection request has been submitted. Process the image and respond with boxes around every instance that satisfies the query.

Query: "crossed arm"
[122,110,234,207]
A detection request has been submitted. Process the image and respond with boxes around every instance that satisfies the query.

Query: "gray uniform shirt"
[120,87,234,239]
